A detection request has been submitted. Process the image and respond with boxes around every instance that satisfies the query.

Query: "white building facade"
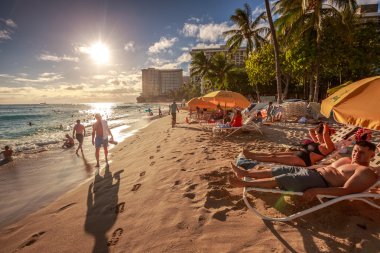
[141,68,183,97]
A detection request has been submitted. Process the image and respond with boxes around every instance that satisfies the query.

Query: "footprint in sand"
[212,208,229,221]
[156,145,161,149]
[174,180,181,185]
[183,192,196,199]
[198,215,207,226]
[176,158,183,162]
[186,184,198,192]
[150,161,155,166]
[107,228,123,246]
[18,232,46,249]
[55,202,76,213]
[140,171,146,177]
[111,202,125,214]
[149,155,154,159]
[131,183,141,191]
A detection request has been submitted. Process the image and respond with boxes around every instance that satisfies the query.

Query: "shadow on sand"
[84,164,124,253]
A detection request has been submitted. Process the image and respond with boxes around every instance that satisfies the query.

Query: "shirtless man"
[229,141,379,202]
[92,113,114,167]
[73,119,86,155]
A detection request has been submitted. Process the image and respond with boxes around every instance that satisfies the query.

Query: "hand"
[303,188,318,202]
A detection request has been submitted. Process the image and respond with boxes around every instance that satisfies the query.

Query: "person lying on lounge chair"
[229,141,379,202]
[242,123,335,167]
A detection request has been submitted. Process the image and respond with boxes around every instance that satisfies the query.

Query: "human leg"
[104,147,108,164]
[229,175,278,188]
[231,162,272,179]
[95,148,100,167]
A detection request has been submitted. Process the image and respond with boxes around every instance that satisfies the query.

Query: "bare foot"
[228,176,249,188]
[95,163,100,168]
[230,162,249,178]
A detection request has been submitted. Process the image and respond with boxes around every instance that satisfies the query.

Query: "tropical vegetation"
[186,0,379,102]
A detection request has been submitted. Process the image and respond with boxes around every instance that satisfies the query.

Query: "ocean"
[0,102,168,227]
[0,103,166,154]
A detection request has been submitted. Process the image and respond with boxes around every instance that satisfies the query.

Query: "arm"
[308,128,318,143]
[322,124,335,151]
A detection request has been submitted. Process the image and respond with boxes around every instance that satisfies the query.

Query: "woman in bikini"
[242,123,335,167]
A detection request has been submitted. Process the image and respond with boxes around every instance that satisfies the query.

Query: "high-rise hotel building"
[141,68,183,97]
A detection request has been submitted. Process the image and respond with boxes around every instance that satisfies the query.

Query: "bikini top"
[303,142,324,156]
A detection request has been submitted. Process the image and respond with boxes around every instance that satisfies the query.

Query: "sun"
[89,42,110,65]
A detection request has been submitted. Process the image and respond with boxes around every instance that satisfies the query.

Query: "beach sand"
[1,111,379,252]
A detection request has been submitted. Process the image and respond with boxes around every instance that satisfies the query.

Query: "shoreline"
[0,114,166,228]
[1,112,379,252]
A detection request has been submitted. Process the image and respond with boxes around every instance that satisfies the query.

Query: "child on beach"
[0,146,13,166]
[62,134,75,148]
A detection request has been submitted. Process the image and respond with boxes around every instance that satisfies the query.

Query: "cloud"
[176,52,191,64]
[65,85,83,90]
[148,37,178,54]
[0,19,17,41]
[124,41,136,52]
[188,17,201,23]
[5,19,17,28]
[182,23,199,37]
[0,30,11,40]
[15,72,63,83]
[181,22,232,43]
[38,53,79,62]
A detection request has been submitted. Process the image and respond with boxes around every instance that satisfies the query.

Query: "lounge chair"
[241,151,380,222]
[212,115,263,137]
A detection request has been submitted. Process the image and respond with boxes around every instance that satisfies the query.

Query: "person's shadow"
[84,165,124,253]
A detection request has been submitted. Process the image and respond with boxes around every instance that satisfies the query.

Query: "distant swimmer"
[59,124,63,130]
[62,134,74,149]
[0,145,13,166]
[28,122,33,126]
[73,119,86,155]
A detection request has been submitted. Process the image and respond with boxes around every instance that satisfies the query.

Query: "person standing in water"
[92,113,114,167]
[73,119,86,155]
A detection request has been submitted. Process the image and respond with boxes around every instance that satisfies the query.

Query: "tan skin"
[242,123,335,166]
[229,144,379,202]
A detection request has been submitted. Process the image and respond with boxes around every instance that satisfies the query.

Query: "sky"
[0,0,378,104]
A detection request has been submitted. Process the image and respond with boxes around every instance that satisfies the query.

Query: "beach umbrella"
[187,97,217,110]
[321,76,380,130]
[202,90,250,109]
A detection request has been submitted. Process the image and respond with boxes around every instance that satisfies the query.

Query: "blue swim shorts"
[95,136,108,148]
[235,155,260,170]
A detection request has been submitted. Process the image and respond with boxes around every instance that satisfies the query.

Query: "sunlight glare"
[89,42,110,65]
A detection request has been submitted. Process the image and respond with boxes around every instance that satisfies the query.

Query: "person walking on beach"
[0,145,13,166]
[170,101,179,127]
[73,119,86,155]
[92,113,114,167]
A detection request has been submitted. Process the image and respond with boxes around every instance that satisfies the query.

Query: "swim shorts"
[271,166,329,192]
[95,136,108,148]
[76,134,84,143]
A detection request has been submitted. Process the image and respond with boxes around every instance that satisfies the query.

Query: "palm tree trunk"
[264,0,282,104]
[313,59,320,102]
[309,70,314,101]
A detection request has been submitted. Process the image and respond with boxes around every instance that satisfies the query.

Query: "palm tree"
[190,51,212,94]
[223,3,269,55]
[274,0,357,101]
[208,53,234,90]
[264,0,283,103]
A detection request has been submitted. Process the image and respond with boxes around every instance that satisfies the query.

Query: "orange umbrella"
[202,90,250,109]
[187,97,217,110]
[321,76,380,130]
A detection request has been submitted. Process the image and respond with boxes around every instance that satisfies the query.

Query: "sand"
[0,111,379,253]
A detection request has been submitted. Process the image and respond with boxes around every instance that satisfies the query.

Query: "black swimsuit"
[295,142,324,166]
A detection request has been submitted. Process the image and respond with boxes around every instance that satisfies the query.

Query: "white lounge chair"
[212,115,263,137]
[242,152,380,222]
